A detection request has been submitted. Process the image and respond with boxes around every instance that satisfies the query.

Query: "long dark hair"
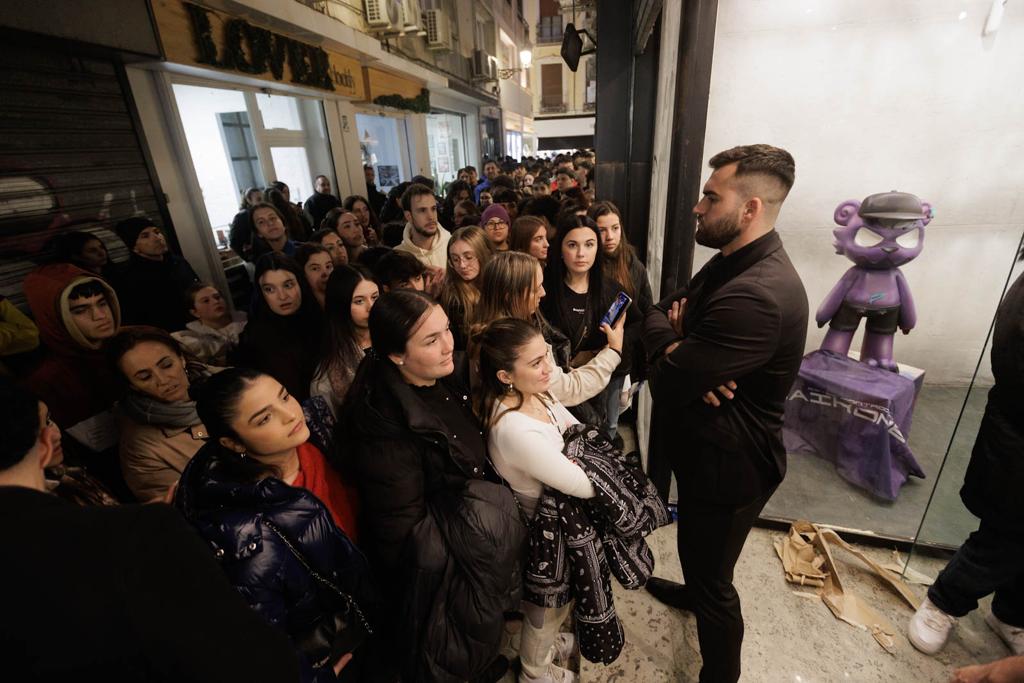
[265,188,307,241]
[443,179,473,222]
[251,253,321,328]
[51,230,107,270]
[508,215,547,259]
[473,318,544,432]
[588,201,637,297]
[317,264,375,388]
[542,214,606,349]
[342,194,381,231]
[191,367,280,482]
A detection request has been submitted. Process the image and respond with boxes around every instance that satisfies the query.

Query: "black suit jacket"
[0,487,299,682]
[645,231,808,504]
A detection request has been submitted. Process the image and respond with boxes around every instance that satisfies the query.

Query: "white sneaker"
[553,632,576,665]
[519,663,577,683]
[986,611,1024,655]
[908,597,958,654]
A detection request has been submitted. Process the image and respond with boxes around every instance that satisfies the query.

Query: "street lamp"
[497,49,533,80]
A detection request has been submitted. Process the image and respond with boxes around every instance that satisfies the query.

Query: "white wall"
[699,0,1024,385]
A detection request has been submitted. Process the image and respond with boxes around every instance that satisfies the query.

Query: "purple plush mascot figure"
[816,191,933,371]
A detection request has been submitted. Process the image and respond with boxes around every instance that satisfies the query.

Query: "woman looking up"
[233,254,322,402]
[175,367,369,682]
[108,326,213,502]
[476,318,596,683]
[470,251,624,410]
[295,243,335,310]
[340,290,525,683]
[171,282,247,367]
[509,215,551,265]
[441,226,492,351]
[310,264,378,412]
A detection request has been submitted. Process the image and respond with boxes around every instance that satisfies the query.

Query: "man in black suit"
[0,378,300,682]
[644,144,809,683]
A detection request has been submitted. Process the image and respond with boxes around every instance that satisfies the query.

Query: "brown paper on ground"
[774,521,921,653]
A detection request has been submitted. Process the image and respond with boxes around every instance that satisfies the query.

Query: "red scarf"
[293,442,360,543]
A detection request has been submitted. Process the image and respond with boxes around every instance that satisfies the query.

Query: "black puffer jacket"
[341,354,526,682]
[175,444,376,683]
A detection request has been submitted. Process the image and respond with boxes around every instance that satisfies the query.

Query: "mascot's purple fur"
[816,191,933,371]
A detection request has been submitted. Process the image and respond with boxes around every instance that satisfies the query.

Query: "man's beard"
[694,213,741,249]
[412,221,437,238]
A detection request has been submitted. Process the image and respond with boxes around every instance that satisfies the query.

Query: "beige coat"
[118,417,208,502]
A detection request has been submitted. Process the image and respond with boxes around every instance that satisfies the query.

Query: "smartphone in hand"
[601,291,633,328]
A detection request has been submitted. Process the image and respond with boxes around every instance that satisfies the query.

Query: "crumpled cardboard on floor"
[773,521,921,653]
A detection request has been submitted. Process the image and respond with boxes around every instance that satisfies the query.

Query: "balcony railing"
[540,102,567,114]
[537,16,563,44]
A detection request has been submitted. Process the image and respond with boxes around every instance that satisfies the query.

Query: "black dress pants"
[675,487,776,683]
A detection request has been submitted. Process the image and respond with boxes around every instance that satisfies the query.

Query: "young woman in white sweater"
[475,316,624,683]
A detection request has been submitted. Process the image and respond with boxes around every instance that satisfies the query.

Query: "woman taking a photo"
[295,243,335,310]
[233,254,322,402]
[175,367,368,682]
[310,265,378,412]
[108,326,212,502]
[471,251,624,409]
[441,226,492,351]
[172,282,247,366]
[540,215,636,433]
[509,216,550,265]
[340,290,525,683]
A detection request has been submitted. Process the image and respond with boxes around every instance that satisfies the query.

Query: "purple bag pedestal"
[783,350,926,501]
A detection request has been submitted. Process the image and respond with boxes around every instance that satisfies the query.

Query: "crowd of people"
[3,143,1017,683]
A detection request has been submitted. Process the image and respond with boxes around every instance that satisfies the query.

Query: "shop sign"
[151,0,364,98]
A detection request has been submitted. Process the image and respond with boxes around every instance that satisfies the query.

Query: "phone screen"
[601,291,633,327]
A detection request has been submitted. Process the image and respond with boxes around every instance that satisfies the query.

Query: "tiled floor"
[575,524,1010,682]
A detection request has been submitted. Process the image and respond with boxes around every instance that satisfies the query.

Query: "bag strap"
[261,518,373,635]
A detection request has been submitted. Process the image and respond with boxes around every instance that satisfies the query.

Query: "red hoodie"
[23,263,122,453]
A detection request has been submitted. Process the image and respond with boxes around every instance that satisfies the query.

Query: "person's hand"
[332,653,353,676]
[668,298,687,337]
[703,381,738,407]
[600,311,626,353]
[425,266,445,296]
[952,656,1024,683]
[663,341,681,357]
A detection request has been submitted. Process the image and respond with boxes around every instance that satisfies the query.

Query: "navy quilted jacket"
[175,443,374,683]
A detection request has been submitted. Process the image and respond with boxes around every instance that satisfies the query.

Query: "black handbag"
[261,518,373,668]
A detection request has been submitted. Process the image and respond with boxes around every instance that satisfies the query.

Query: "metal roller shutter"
[0,42,169,309]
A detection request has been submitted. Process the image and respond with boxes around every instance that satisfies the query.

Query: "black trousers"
[675,487,776,683]
[928,519,1024,627]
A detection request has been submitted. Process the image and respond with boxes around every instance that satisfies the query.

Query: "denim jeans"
[928,519,1024,627]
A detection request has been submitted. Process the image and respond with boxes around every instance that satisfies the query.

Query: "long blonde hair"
[441,226,492,333]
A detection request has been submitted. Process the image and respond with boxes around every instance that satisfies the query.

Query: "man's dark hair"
[493,188,518,205]
[555,168,576,181]
[314,174,328,182]
[410,175,435,190]
[0,377,41,471]
[400,183,436,212]
[489,175,516,191]
[68,280,108,301]
[372,250,426,288]
[464,165,477,174]
[708,144,796,203]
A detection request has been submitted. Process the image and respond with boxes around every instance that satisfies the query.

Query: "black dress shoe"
[645,576,693,611]
[470,654,510,683]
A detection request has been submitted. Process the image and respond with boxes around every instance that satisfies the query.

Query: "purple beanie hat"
[480,204,510,227]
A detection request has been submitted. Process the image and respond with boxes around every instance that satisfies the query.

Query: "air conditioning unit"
[471,49,496,81]
[424,9,452,50]
[365,0,402,32]
[401,0,425,35]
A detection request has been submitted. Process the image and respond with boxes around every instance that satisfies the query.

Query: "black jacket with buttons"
[340,353,526,682]
[174,444,376,683]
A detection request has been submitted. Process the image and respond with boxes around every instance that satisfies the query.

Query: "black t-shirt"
[561,282,589,345]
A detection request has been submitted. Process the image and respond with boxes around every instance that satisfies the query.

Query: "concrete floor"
[573,524,1010,682]
[762,384,989,548]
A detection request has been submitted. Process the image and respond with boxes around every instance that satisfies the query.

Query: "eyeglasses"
[450,254,477,266]
[484,220,508,230]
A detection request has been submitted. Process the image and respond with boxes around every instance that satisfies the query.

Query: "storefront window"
[505,131,523,160]
[356,113,410,193]
[426,112,467,189]
[171,82,333,245]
